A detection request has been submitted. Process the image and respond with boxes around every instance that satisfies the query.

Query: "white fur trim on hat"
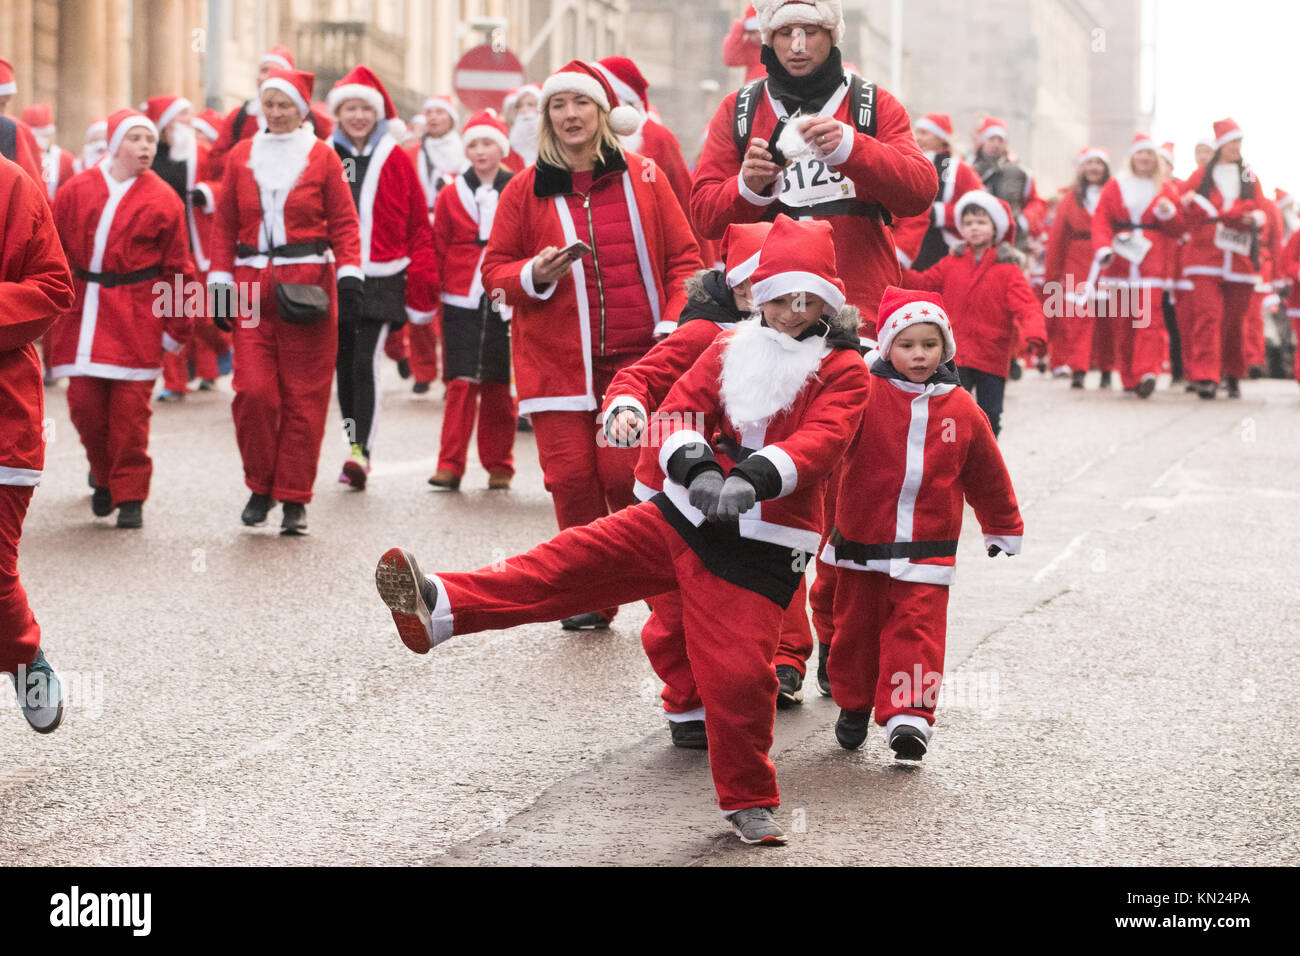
[1214,129,1244,149]
[1129,138,1158,157]
[751,270,846,315]
[594,63,644,113]
[541,70,611,113]
[744,15,760,29]
[955,191,1010,243]
[978,124,1008,144]
[462,123,510,157]
[260,77,309,118]
[328,83,385,118]
[1076,147,1110,167]
[879,300,956,363]
[726,250,762,288]
[755,0,845,47]
[0,82,16,96]
[29,125,55,138]
[87,120,107,137]
[423,97,457,119]
[156,97,192,134]
[913,117,951,143]
[260,52,291,70]
[192,116,219,140]
[108,116,158,158]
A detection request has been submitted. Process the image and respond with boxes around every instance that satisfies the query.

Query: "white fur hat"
[754,0,845,46]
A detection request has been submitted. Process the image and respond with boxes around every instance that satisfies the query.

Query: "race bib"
[778,155,856,207]
[1214,223,1252,257]
[1111,231,1152,265]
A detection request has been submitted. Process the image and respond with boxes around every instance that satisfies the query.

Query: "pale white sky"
[1150,0,1294,190]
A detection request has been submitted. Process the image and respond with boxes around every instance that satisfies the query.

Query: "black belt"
[75,266,163,288]
[1065,229,1092,241]
[828,528,958,562]
[714,434,756,463]
[769,198,891,224]
[235,240,330,259]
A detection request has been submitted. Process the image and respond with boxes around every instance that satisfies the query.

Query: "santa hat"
[749,214,845,316]
[719,221,773,288]
[1128,132,1158,157]
[875,286,956,364]
[955,190,1014,244]
[914,113,954,144]
[1196,135,1216,150]
[20,103,53,136]
[193,109,222,141]
[1275,188,1293,211]
[310,102,333,139]
[744,4,759,30]
[1158,141,1175,166]
[260,45,295,71]
[596,57,649,112]
[1213,117,1243,149]
[753,0,845,47]
[0,58,16,97]
[976,116,1008,144]
[423,96,458,123]
[461,109,510,156]
[85,119,107,140]
[540,60,640,136]
[259,67,314,118]
[328,65,397,119]
[143,96,192,133]
[503,84,541,114]
[1075,145,1110,167]
[106,109,158,157]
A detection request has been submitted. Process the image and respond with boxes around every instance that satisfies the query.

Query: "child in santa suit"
[602,220,822,728]
[48,110,195,529]
[902,191,1045,438]
[427,109,516,491]
[822,285,1024,759]
[1,153,75,733]
[375,215,869,844]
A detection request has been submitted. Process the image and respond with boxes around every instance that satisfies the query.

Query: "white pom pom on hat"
[541,59,642,136]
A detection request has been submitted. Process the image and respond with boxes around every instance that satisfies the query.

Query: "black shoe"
[560,611,611,631]
[412,380,431,394]
[115,500,143,529]
[1036,359,1047,375]
[86,470,96,489]
[1008,359,1023,381]
[397,358,411,380]
[11,648,63,734]
[1197,379,1218,400]
[1135,374,1156,399]
[1247,365,1265,380]
[1226,377,1241,399]
[198,379,216,391]
[1184,382,1199,393]
[669,719,708,750]
[775,664,804,709]
[241,493,273,526]
[517,415,533,433]
[1070,370,1086,390]
[1099,370,1113,389]
[280,502,308,535]
[91,486,114,517]
[888,724,929,761]
[816,642,831,697]
[835,709,872,750]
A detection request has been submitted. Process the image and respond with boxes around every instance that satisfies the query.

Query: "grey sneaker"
[775,664,804,709]
[728,807,787,846]
[12,649,64,734]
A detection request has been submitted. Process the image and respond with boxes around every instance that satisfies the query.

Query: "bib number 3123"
[780,157,855,207]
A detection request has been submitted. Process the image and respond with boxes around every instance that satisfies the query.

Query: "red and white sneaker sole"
[375,548,433,654]
[342,459,368,490]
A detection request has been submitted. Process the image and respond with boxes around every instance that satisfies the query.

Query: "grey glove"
[687,470,724,517]
[714,474,757,521]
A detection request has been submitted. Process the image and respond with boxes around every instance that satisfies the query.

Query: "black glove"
[189,188,209,210]
[714,474,757,521]
[338,276,363,329]
[687,470,724,518]
[987,545,1013,557]
[209,282,234,333]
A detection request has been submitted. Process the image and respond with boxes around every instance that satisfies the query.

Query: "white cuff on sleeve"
[405,307,436,326]
[1251,209,1267,227]
[819,122,854,168]
[520,259,559,300]
[658,428,710,478]
[162,332,185,355]
[737,169,779,207]
[752,445,798,497]
[1190,193,1218,218]
[337,265,364,283]
[984,533,1022,555]
[194,183,215,214]
[932,202,946,228]
[602,394,648,446]
[1153,201,1176,222]
[652,320,676,336]
[207,271,234,286]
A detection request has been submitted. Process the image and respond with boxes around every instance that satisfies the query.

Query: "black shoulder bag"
[262,190,330,324]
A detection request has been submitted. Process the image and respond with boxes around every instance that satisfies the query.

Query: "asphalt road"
[2,366,1297,866]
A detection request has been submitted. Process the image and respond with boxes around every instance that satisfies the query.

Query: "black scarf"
[760,45,846,114]
[151,142,190,205]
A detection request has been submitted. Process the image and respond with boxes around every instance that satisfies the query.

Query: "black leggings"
[336,320,391,456]
[957,366,1006,438]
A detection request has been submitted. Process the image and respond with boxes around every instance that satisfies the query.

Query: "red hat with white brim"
[462,109,510,156]
[260,67,314,118]
[106,108,158,157]
[596,57,649,112]
[143,96,193,133]
[20,103,54,137]
[1213,118,1243,150]
[328,65,397,120]
[1128,133,1158,157]
[719,221,774,288]
[876,285,957,363]
[977,116,1008,144]
[748,214,846,315]
[914,113,954,143]
[1075,145,1110,167]
[540,60,640,136]
[260,46,294,71]
[0,58,17,97]
[955,190,1014,244]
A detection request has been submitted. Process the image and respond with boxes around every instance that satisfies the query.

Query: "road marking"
[1032,531,1089,584]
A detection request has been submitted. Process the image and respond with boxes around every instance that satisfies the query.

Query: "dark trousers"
[958,366,1006,438]
[1162,291,1184,381]
[336,320,391,457]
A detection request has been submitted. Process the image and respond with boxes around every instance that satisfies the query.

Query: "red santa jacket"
[336,132,439,320]
[49,165,194,379]
[721,17,765,83]
[823,360,1023,586]
[481,145,701,415]
[893,152,982,268]
[431,166,510,314]
[1091,175,1184,288]
[627,118,715,276]
[638,311,869,561]
[207,128,363,320]
[903,242,1046,378]
[1043,185,1102,299]
[0,117,46,190]
[1179,162,1266,283]
[690,78,936,314]
[1279,230,1300,319]
[0,157,75,485]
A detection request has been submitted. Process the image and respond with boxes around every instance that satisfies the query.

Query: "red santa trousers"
[1103,286,1166,389]
[1184,277,1253,382]
[643,575,811,712]
[1090,306,1117,373]
[437,379,517,477]
[231,313,337,505]
[66,376,154,503]
[1053,297,1097,373]
[0,486,40,675]
[1243,291,1266,369]
[162,323,230,393]
[827,568,950,726]
[407,319,441,383]
[435,501,784,811]
[808,462,841,650]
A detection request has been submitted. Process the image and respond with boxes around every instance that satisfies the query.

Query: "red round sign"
[454,44,527,113]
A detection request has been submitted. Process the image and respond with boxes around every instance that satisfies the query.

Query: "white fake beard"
[719,315,827,431]
[509,113,539,164]
[247,124,316,193]
[83,141,108,168]
[169,122,196,164]
[424,132,466,176]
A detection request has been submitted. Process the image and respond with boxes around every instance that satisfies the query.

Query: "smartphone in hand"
[767,117,789,167]
[559,240,592,261]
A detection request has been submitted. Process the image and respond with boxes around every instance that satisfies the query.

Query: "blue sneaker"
[216,349,233,376]
[12,649,64,734]
[155,389,185,402]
